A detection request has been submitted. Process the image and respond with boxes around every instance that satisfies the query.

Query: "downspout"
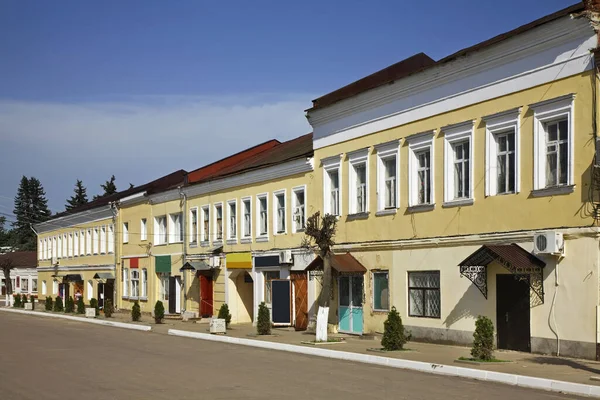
[179,186,187,315]
[110,202,118,310]
[549,261,560,357]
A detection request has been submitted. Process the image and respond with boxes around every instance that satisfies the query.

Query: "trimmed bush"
[381,306,410,351]
[104,299,113,318]
[218,303,232,328]
[65,296,75,313]
[76,296,85,314]
[471,315,495,361]
[89,298,99,316]
[131,301,141,322]
[45,296,53,311]
[154,301,165,324]
[13,294,21,308]
[256,302,271,335]
[53,296,64,312]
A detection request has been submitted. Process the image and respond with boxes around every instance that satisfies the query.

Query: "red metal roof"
[0,251,37,268]
[459,244,546,269]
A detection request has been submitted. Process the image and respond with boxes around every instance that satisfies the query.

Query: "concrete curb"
[168,329,600,398]
[0,307,152,332]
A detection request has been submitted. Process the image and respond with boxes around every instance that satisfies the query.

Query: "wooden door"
[497,274,530,352]
[200,274,213,317]
[291,272,308,331]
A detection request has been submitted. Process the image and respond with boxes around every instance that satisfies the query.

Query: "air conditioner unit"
[209,256,221,268]
[533,231,564,256]
[51,256,58,265]
[279,250,293,264]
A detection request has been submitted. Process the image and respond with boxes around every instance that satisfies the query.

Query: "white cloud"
[0,94,313,212]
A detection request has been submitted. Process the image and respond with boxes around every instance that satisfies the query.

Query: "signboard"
[271,280,291,325]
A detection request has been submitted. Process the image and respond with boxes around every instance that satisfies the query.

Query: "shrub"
[13,294,21,308]
[104,299,113,318]
[65,296,75,313]
[45,296,53,311]
[76,297,85,314]
[20,294,26,307]
[218,303,232,328]
[89,298,99,316]
[154,301,165,324]
[471,315,495,361]
[131,301,141,322]
[53,296,64,312]
[381,306,410,351]
[256,302,271,335]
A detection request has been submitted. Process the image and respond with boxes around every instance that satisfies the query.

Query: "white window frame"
[256,194,269,241]
[530,94,575,194]
[200,205,210,244]
[42,280,47,295]
[68,233,73,257]
[408,131,435,208]
[122,222,129,244]
[227,199,237,242]
[108,224,114,254]
[273,190,286,235]
[130,269,140,299]
[154,216,167,245]
[86,229,92,255]
[484,108,521,196]
[322,154,342,216]
[92,228,99,254]
[189,207,199,244]
[443,121,474,206]
[241,197,252,241]
[291,185,307,233]
[62,234,67,258]
[52,279,58,295]
[100,226,107,254]
[87,280,93,300]
[141,268,148,298]
[140,218,147,241]
[168,213,183,243]
[122,267,129,298]
[38,240,42,260]
[79,230,85,256]
[73,232,79,257]
[375,141,400,213]
[348,148,369,215]
[214,203,224,243]
[32,278,37,293]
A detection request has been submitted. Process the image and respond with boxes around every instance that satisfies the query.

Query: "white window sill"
[531,185,575,197]
[274,232,287,236]
[407,204,435,213]
[154,243,167,247]
[240,238,252,244]
[189,242,198,248]
[123,242,129,245]
[129,296,139,301]
[442,198,474,208]
[122,296,129,300]
[168,241,184,244]
[200,241,210,248]
[139,297,148,302]
[213,240,223,247]
[346,212,369,221]
[375,209,397,217]
[293,228,306,234]
[226,239,237,245]
[256,236,269,243]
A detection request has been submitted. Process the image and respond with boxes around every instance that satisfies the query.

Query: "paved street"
[0,313,586,400]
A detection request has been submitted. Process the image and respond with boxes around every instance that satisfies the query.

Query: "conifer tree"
[65,180,89,211]
[12,176,51,250]
[93,175,117,200]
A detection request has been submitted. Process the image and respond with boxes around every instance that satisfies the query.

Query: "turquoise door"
[338,276,363,334]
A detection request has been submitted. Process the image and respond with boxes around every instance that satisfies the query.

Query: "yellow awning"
[226,252,252,269]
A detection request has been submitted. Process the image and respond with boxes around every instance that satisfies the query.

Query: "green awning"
[93,273,115,280]
[155,255,171,273]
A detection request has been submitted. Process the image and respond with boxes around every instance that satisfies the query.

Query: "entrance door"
[338,275,363,334]
[168,277,176,314]
[97,283,105,309]
[105,279,114,307]
[291,272,308,331]
[200,274,213,317]
[497,274,530,352]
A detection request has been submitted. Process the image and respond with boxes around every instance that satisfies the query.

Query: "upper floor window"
[68,233,73,257]
[79,230,85,256]
[92,228,99,254]
[100,226,107,254]
[140,218,147,241]
[122,222,129,244]
[169,213,183,243]
[292,186,306,232]
[201,205,210,243]
[214,204,223,241]
[227,200,237,240]
[376,141,399,212]
[257,195,268,238]
[443,121,474,205]
[62,234,68,257]
[274,191,286,234]
[154,216,167,245]
[348,149,368,215]
[108,225,114,254]
[484,108,521,197]
[531,94,574,195]
[73,232,79,257]
[86,229,92,255]
[323,155,342,216]
[408,132,434,208]
[190,208,198,244]
[242,198,252,239]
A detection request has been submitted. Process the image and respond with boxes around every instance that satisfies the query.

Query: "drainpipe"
[179,186,187,315]
[109,202,118,310]
[549,260,560,357]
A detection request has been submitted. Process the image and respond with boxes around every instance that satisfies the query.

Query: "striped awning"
[226,252,252,269]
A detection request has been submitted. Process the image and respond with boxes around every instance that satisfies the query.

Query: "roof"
[305,253,367,274]
[0,251,37,268]
[459,244,546,269]
[308,3,585,111]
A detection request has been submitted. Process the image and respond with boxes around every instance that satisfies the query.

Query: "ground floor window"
[52,280,58,294]
[141,269,148,298]
[122,268,129,297]
[42,280,47,295]
[263,271,280,304]
[160,274,169,301]
[408,271,440,318]
[21,277,28,293]
[372,271,389,311]
[32,279,37,293]
[131,270,139,298]
[87,280,93,300]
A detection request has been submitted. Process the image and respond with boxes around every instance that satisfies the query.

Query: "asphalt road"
[0,312,586,400]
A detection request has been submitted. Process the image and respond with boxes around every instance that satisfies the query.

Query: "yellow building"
[304,4,600,359]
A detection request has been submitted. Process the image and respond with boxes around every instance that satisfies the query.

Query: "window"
[43,239,47,260]
[32,279,37,293]
[87,280,93,300]
[122,268,129,297]
[372,271,389,311]
[130,270,139,298]
[408,271,440,318]
[108,225,114,253]
[409,133,436,207]
[169,213,183,243]
[141,268,148,298]
[215,204,223,241]
[93,228,99,254]
[201,206,210,243]
[264,271,280,304]
[274,191,286,234]
[42,280,47,295]
[292,186,306,232]
[531,95,574,193]
[160,274,169,301]
[86,229,92,255]
[52,280,58,294]
[154,216,167,245]
[375,142,399,211]
[22,278,28,292]
[122,222,129,243]
[257,195,268,237]
[68,233,73,257]
[74,232,79,257]
[484,109,521,196]
[12,278,16,290]
[80,230,85,256]
[242,198,252,238]
[62,234,67,257]
[190,208,198,244]
[443,122,474,204]
[100,226,107,254]
[349,149,369,214]
[323,155,342,216]
[140,218,147,241]
[227,200,237,240]
[38,240,42,260]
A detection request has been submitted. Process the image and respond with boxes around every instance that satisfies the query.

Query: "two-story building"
[304,3,600,359]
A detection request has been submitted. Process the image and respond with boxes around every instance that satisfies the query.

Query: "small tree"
[45,296,53,311]
[89,298,99,316]
[65,296,75,313]
[131,301,141,322]
[256,302,271,335]
[471,315,495,361]
[76,296,85,314]
[104,299,113,317]
[218,303,232,328]
[154,300,165,324]
[53,296,63,312]
[381,306,410,351]
[13,293,21,308]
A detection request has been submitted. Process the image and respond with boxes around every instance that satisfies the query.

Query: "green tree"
[45,296,53,311]
[257,302,271,335]
[104,299,113,317]
[65,180,89,211]
[90,298,99,316]
[154,301,165,324]
[53,296,63,312]
[132,301,141,322]
[77,296,85,314]
[471,316,495,360]
[65,296,75,313]
[381,306,410,351]
[12,176,51,250]
[93,175,117,200]
[218,303,232,328]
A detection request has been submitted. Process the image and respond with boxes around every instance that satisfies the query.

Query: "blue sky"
[0,0,577,215]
